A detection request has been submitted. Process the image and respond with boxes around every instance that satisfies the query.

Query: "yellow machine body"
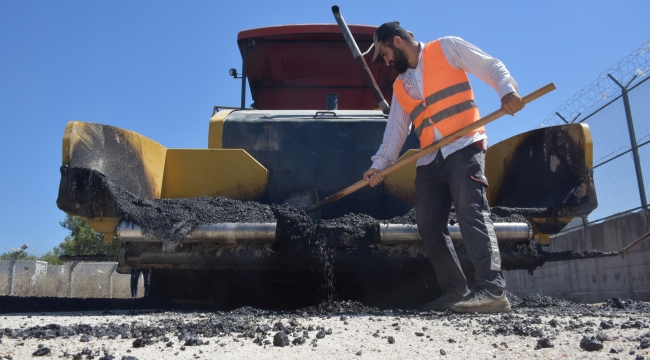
[58,120,268,239]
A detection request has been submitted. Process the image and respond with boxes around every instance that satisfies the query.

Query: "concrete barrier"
[0,260,48,294]
[0,260,47,277]
[0,261,133,298]
[504,209,650,302]
[46,264,65,276]
[68,262,119,298]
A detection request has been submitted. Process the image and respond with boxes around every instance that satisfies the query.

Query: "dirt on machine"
[56,23,599,309]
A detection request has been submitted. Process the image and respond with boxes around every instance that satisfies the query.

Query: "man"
[363,22,524,313]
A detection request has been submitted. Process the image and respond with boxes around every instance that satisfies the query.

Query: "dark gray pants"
[415,143,505,296]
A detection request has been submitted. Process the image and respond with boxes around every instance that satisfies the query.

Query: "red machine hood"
[237,24,400,110]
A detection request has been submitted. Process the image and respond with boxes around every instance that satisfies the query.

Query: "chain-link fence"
[541,41,650,229]
[0,260,140,298]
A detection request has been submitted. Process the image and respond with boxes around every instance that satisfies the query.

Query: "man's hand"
[363,168,385,187]
[501,92,524,116]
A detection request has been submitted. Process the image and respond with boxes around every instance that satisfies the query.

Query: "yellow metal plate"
[384,149,419,207]
[61,120,269,235]
[485,123,594,238]
[208,109,236,149]
[62,121,168,199]
[161,149,268,200]
[81,216,120,244]
[485,123,593,207]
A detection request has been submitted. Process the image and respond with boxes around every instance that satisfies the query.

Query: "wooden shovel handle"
[619,230,650,256]
[307,83,556,212]
[379,83,556,178]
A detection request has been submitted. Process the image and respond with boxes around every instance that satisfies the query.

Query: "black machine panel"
[222,110,419,219]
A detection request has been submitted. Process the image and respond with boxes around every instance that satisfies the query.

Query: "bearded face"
[388,43,410,74]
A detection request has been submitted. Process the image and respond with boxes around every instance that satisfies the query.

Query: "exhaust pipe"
[332,5,390,115]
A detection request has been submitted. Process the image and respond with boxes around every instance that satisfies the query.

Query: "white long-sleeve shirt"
[370,36,519,170]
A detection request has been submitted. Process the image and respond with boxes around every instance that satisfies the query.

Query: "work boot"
[449,288,511,313]
[422,291,468,311]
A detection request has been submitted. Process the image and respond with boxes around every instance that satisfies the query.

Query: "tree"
[2,216,120,265]
[58,215,121,256]
[38,250,64,265]
[0,250,37,261]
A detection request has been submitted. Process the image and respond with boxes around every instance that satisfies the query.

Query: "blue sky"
[1,1,648,255]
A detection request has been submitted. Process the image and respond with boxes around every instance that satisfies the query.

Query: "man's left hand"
[501,92,524,116]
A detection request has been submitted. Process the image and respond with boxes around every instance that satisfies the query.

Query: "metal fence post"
[67,261,80,297]
[108,263,117,298]
[7,244,28,296]
[608,74,647,209]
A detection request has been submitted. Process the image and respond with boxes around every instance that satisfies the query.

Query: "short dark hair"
[382,27,414,47]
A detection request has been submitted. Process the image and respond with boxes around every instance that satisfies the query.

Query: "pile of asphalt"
[102,176,617,278]
[67,167,534,252]
[113,190,277,249]
[373,206,530,226]
[66,167,540,250]
[1,295,649,358]
[107,172,382,251]
[541,249,616,262]
[114,193,529,250]
[113,191,550,281]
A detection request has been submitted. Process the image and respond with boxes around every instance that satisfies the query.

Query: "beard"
[389,44,410,74]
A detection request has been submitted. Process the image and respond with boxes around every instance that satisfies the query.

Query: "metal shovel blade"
[282,188,321,221]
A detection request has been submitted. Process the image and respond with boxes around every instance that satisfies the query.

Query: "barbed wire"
[540,40,650,127]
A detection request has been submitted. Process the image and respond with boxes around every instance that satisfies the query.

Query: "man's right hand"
[501,91,524,116]
[363,168,385,187]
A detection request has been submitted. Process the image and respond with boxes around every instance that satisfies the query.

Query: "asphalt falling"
[317,239,336,304]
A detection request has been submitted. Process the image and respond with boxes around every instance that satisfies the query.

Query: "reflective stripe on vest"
[393,40,484,149]
[413,99,477,138]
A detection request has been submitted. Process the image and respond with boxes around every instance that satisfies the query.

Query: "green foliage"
[38,250,63,265]
[0,250,37,261]
[3,216,121,265]
[0,251,64,265]
[58,215,121,256]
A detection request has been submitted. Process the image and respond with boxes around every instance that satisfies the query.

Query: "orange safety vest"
[393,40,484,149]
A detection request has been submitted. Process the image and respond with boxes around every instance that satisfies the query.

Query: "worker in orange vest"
[363,22,524,313]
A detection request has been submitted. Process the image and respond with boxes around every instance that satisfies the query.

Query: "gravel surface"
[2,296,649,359]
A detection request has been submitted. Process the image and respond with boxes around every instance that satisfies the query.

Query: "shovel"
[284,83,556,217]
[282,188,321,221]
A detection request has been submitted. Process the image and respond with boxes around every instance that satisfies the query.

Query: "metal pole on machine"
[240,42,248,110]
[332,6,390,115]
